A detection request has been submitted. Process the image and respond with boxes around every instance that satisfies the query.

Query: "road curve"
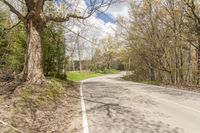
[81,73,200,133]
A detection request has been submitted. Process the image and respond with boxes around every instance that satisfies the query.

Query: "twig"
[0,119,23,133]
[3,21,22,32]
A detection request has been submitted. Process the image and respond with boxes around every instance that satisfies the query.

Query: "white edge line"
[80,81,89,133]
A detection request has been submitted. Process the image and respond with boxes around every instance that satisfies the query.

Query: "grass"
[19,80,65,110]
[109,69,120,74]
[141,80,161,85]
[0,78,79,132]
[67,69,120,82]
[67,71,105,82]
[2,79,67,132]
[123,75,161,85]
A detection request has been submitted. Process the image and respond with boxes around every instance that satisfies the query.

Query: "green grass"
[67,71,105,81]
[109,69,120,74]
[20,80,65,110]
[96,69,120,74]
[123,75,161,85]
[141,80,161,85]
[122,75,135,81]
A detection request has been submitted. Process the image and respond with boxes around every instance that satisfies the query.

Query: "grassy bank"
[67,71,105,81]
[123,75,161,85]
[0,79,80,133]
[67,70,120,82]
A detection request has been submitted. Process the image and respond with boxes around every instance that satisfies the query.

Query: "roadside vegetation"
[123,75,161,85]
[0,78,80,132]
[68,69,120,82]
[118,0,200,89]
[67,71,104,82]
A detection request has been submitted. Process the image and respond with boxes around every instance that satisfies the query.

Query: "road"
[80,73,200,133]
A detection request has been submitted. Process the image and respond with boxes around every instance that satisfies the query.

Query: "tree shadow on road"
[67,93,183,133]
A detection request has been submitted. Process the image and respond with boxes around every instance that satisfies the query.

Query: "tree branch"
[3,21,22,32]
[0,120,23,133]
[46,13,92,23]
[46,0,113,23]
[1,0,25,22]
[17,0,25,5]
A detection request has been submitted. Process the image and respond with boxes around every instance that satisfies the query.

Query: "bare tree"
[183,0,200,84]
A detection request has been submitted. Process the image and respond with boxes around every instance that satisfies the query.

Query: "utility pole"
[128,57,131,71]
[77,33,82,72]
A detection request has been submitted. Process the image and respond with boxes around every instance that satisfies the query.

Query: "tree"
[0,10,25,73]
[182,0,200,84]
[1,0,113,84]
[43,23,66,79]
[101,36,119,70]
[117,0,197,85]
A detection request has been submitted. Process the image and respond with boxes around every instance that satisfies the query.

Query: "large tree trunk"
[22,21,45,84]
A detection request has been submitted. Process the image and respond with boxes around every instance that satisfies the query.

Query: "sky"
[61,0,130,38]
[56,0,131,59]
[69,0,130,59]
[88,0,130,37]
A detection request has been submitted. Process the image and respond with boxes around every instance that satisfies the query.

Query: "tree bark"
[197,42,200,84]
[22,20,45,84]
[186,45,192,84]
[196,26,200,84]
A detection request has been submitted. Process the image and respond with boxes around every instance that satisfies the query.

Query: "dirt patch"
[0,79,81,133]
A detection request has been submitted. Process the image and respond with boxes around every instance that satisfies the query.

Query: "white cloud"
[65,1,130,60]
[85,15,116,39]
[102,1,130,19]
[84,2,130,40]
[66,0,130,40]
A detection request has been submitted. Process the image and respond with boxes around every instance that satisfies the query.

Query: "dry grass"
[0,79,80,133]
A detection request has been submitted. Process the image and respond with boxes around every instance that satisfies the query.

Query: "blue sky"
[56,0,126,24]
[84,0,116,23]
[96,12,115,23]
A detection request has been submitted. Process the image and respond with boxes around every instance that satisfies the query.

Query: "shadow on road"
[67,81,184,133]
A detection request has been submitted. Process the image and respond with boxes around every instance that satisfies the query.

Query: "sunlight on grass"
[110,69,120,74]
[67,71,105,81]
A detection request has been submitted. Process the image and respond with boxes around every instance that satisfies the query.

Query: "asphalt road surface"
[80,73,200,133]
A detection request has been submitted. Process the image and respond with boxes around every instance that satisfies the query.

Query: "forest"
[119,0,200,86]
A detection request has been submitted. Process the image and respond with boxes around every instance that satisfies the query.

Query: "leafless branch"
[0,0,25,22]
[3,21,22,32]
[46,0,113,23]
[0,120,23,133]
